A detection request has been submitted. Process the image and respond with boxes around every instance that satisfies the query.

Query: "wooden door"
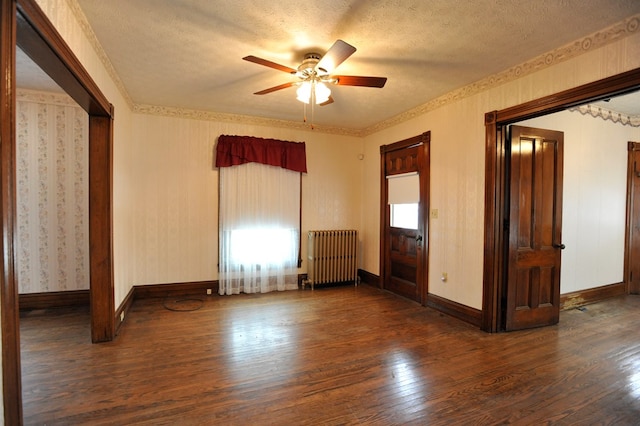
[505,126,564,331]
[387,225,421,301]
[380,133,429,304]
[627,142,640,294]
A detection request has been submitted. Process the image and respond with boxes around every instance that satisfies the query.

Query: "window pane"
[391,203,418,229]
[230,228,297,265]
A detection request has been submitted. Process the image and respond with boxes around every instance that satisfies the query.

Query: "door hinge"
[503,219,510,231]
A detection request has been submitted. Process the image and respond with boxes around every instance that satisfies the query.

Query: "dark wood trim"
[419,133,431,306]
[495,68,640,124]
[379,132,429,154]
[379,143,387,290]
[482,111,500,332]
[115,286,135,335]
[1,0,22,422]
[627,141,640,295]
[16,0,111,116]
[89,113,115,343]
[358,269,380,287]
[3,0,115,419]
[560,283,627,310]
[483,67,640,333]
[19,290,89,310]
[426,293,482,328]
[15,0,116,343]
[133,281,219,299]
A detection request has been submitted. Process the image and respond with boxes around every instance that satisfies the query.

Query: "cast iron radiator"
[305,230,358,289]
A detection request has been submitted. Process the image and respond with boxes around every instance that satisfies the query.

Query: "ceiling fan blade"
[319,96,334,106]
[334,75,387,88]
[243,55,297,74]
[316,40,356,74]
[254,82,295,95]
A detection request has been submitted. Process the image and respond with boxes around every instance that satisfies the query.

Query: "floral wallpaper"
[16,90,89,294]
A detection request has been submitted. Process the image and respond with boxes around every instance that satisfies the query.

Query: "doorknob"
[553,243,566,249]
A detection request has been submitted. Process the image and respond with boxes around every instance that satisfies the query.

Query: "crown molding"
[67,2,640,138]
[132,104,365,137]
[66,0,134,109]
[361,14,640,136]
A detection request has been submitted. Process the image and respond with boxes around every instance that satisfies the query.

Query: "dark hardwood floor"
[20,285,640,425]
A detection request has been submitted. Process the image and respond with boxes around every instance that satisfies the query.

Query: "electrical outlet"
[120,311,125,322]
[206,288,212,295]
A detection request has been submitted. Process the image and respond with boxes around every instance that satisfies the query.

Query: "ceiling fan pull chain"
[311,83,315,129]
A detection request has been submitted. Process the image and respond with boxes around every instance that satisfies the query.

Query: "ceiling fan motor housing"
[297,53,324,79]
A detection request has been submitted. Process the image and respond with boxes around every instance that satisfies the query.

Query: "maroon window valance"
[215,135,307,173]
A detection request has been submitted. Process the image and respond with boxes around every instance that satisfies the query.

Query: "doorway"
[2,0,115,422]
[379,132,430,304]
[482,67,640,333]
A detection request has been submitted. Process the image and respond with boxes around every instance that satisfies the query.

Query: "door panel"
[506,125,564,331]
[387,227,419,300]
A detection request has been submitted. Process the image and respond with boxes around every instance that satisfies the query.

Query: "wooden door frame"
[379,131,430,305]
[2,0,114,422]
[482,67,640,333]
[626,141,640,295]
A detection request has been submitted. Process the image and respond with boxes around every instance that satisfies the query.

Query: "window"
[391,203,419,229]
[216,135,306,295]
[387,171,420,229]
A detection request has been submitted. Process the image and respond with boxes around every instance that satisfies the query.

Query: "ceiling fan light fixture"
[296,82,312,104]
[296,81,331,105]
[314,82,331,104]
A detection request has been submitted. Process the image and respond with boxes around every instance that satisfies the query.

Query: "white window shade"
[387,172,420,204]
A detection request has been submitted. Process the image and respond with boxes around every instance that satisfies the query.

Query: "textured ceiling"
[19,0,640,132]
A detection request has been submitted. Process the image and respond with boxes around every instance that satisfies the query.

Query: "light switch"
[431,209,439,219]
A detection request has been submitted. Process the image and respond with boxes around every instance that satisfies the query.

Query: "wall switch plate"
[431,209,439,219]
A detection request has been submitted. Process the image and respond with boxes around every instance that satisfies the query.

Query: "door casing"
[626,141,640,295]
[2,0,115,423]
[482,68,640,332]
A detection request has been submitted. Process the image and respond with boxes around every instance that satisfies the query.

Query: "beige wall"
[519,109,640,294]
[130,113,363,287]
[361,31,640,309]
[31,0,640,312]
[35,0,135,306]
[5,3,640,425]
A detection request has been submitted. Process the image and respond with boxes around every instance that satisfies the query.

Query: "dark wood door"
[380,133,430,304]
[628,142,640,295]
[386,226,421,301]
[505,126,564,331]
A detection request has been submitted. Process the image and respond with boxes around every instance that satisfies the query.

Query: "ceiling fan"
[243,40,387,106]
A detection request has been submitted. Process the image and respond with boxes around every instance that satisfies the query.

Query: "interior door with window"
[380,132,430,304]
[505,125,564,331]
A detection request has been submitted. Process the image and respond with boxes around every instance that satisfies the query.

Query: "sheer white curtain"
[219,162,300,295]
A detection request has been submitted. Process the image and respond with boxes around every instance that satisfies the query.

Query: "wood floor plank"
[20,285,640,425]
